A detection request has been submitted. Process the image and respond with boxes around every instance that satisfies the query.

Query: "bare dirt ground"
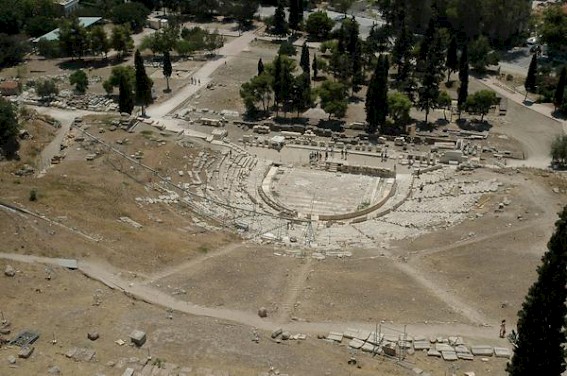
[2,20,567,376]
[2,105,566,375]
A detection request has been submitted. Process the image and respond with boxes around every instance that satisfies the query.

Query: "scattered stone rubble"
[324,328,512,366]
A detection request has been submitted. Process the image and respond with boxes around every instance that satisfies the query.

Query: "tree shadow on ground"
[274,116,309,125]
[552,109,567,120]
[56,56,128,70]
[317,119,345,132]
[456,118,493,131]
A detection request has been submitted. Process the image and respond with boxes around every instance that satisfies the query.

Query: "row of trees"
[103,50,154,115]
[376,0,531,47]
[140,25,224,58]
[240,43,313,117]
[37,18,134,60]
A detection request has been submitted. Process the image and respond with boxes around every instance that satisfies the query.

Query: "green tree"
[417,22,444,123]
[289,0,300,32]
[550,135,567,167]
[292,73,312,116]
[225,0,259,31]
[118,76,134,114]
[278,39,297,56]
[366,54,389,134]
[271,54,295,115]
[387,91,412,129]
[58,17,88,59]
[332,0,353,15]
[134,49,153,116]
[257,58,264,76]
[111,25,134,58]
[163,50,172,92]
[446,35,458,83]
[0,34,29,67]
[506,206,567,375]
[0,97,19,159]
[111,2,150,33]
[240,72,273,114]
[305,11,334,41]
[319,80,347,119]
[465,89,497,121]
[272,1,288,37]
[70,69,88,94]
[524,53,538,97]
[469,35,499,72]
[392,16,413,83]
[554,66,566,111]
[457,44,469,117]
[540,5,567,54]
[437,90,452,120]
[312,54,319,79]
[89,26,110,59]
[174,39,194,57]
[300,42,310,77]
[37,38,61,59]
[36,79,59,100]
[103,66,135,94]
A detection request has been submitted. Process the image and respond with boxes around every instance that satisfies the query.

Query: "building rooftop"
[33,17,102,43]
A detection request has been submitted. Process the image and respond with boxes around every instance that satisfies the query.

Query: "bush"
[29,189,37,201]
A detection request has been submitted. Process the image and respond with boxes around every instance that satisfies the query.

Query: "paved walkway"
[478,76,567,135]
[146,29,260,118]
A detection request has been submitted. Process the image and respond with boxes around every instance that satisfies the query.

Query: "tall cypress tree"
[163,50,172,92]
[257,58,264,76]
[312,54,319,79]
[134,49,153,116]
[300,42,310,77]
[272,55,283,114]
[273,1,288,37]
[289,0,300,32]
[457,44,469,117]
[446,35,458,83]
[554,66,566,111]
[365,54,388,134]
[376,54,389,129]
[118,76,134,114]
[524,53,538,98]
[507,206,567,376]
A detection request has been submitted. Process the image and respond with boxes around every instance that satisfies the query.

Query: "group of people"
[190,77,201,85]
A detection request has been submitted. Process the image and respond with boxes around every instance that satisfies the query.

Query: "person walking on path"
[499,320,506,338]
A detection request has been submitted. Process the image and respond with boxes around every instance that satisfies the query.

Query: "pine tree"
[289,0,300,32]
[554,66,566,111]
[524,53,538,98]
[418,22,444,123]
[163,50,172,92]
[393,16,413,83]
[118,76,134,114]
[365,55,388,134]
[312,54,318,79]
[134,49,153,116]
[507,206,567,376]
[272,55,283,114]
[297,0,304,23]
[457,44,469,117]
[257,58,264,76]
[272,1,288,37]
[446,35,458,83]
[300,42,310,77]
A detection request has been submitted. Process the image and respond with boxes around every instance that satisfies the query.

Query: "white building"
[55,0,80,16]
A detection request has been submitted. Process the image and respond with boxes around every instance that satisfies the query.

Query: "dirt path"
[0,251,510,342]
[32,107,98,176]
[147,29,260,118]
[144,242,244,283]
[276,257,313,323]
